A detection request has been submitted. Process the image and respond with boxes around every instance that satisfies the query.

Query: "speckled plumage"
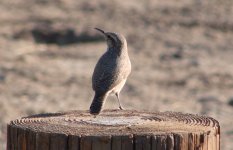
[90,28,131,115]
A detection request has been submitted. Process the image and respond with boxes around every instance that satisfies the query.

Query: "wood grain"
[7,110,220,150]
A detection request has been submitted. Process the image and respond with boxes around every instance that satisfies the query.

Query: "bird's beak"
[94,28,106,36]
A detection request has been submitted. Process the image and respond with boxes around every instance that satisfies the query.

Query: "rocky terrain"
[0,0,233,149]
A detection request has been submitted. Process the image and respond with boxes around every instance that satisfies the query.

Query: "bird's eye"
[107,35,115,42]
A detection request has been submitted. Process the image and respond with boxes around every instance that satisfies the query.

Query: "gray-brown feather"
[92,50,131,94]
[90,30,131,115]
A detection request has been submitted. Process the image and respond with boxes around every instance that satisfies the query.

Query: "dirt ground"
[0,0,233,149]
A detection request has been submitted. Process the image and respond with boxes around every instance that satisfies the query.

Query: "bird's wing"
[92,68,122,93]
[92,52,130,93]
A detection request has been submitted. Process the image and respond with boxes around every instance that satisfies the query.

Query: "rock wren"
[89,28,131,115]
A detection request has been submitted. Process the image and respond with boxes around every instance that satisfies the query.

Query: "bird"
[89,28,131,115]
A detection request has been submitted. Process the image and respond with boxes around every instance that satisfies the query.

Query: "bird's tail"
[89,93,107,115]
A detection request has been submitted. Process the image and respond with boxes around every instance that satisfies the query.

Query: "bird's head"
[95,28,127,51]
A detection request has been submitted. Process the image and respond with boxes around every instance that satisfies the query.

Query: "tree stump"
[7,109,220,150]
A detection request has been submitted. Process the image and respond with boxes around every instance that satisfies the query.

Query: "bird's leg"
[115,93,124,110]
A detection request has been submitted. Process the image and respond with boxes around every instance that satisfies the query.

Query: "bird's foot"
[118,106,124,110]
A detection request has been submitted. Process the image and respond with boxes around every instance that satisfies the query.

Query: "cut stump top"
[10,109,219,136]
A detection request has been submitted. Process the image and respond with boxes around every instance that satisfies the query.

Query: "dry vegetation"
[0,0,233,149]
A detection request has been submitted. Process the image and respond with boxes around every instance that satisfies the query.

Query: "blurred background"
[0,0,233,149]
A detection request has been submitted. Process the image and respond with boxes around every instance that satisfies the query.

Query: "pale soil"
[0,0,233,149]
